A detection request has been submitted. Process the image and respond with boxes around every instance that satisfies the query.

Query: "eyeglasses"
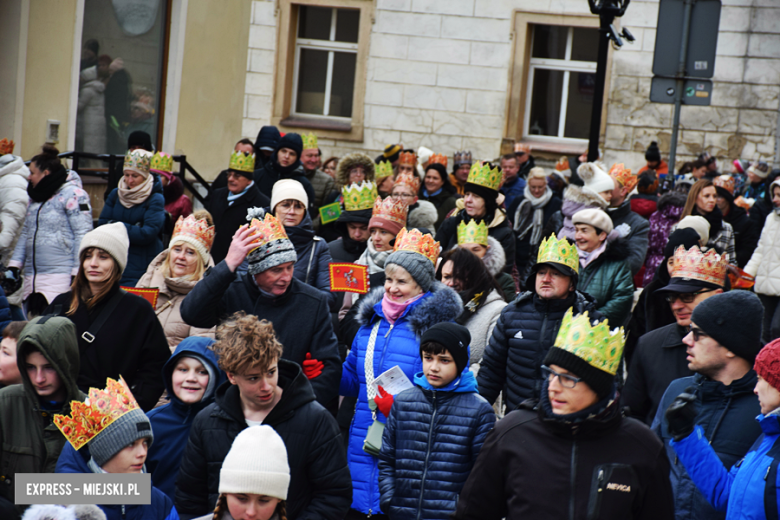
[541,365,582,389]
[664,288,715,304]
[687,325,709,342]
[393,193,415,199]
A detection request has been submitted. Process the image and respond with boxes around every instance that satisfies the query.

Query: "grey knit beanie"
[386,250,435,293]
[246,238,297,276]
[90,407,153,467]
[691,290,764,362]
[79,222,130,273]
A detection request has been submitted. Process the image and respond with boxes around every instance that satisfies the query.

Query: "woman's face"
[773,186,780,208]
[459,243,488,259]
[101,438,149,473]
[169,243,200,278]
[348,166,367,184]
[277,147,297,167]
[82,248,115,286]
[324,160,337,179]
[370,228,395,252]
[226,493,280,520]
[377,176,395,193]
[599,190,613,203]
[123,170,145,189]
[274,199,306,227]
[755,375,780,416]
[464,192,486,217]
[424,169,444,193]
[574,224,606,253]
[440,260,461,291]
[528,177,547,198]
[28,163,48,188]
[391,185,417,206]
[696,186,717,214]
[385,265,423,302]
[693,166,707,179]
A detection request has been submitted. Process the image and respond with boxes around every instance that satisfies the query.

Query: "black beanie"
[691,291,764,362]
[543,347,615,399]
[277,133,303,158]
[663,228,701,259]
[645,141,661,162]
[464,182,498,204]
[127,131,153,152]
[420,322,471,374]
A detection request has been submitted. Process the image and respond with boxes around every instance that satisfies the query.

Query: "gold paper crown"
[372,196,408,226]
[54,377,139,451]
[342,181,378,211]
[467,161,502,191]
[556,156,570,172]
[0,138,14,156]
[248,214,289,252]
[554,309,625,377]
[429,153,448,167]
[457,220,489,246]
[609,163,636,191]
[150,152,173,173]
[671,245,727,286]
[375,160,394,181]
[537,235,579,274]
[229,151,255,173]
[172,214,215,251]
[454,151,472,166]
[395,172,420,193]
[394,227,439,265]
[398,151,417,166]
[302,133,318,150]
[124,150,151,173]
[713,175,735,195]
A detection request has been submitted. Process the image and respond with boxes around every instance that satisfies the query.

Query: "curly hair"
[212,312,284,375]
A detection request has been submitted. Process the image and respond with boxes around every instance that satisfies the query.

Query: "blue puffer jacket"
[340,283,462,515]
[99,176,165,285]
[286,212,336,311]
[146,337,225,501]
[378,369,495,520]
[671,413,780,519]
[56,442,178,520]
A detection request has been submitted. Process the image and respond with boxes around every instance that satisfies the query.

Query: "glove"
[374,385,394,418]
[0,267,22,295]
[665,386,699,441]
[302,353,324,380]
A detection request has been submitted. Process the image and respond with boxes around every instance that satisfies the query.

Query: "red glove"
[302,353,324,380]
[374,385,394,418]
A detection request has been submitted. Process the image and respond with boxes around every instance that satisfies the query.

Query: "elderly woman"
[340,228,462,518]
[391,172,438,232]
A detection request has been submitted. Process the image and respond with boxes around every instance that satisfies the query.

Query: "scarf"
[381,292,424,324]
[423,188,443,197]
[227,181,254,206]
[118,174,154,208]
[357,239,391,275]
[27,164,68,203]
[578,241,607,269]
[692,205,723,237]
[514,184,553,246]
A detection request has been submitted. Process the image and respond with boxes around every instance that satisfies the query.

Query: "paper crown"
[537,235,579,274]
[454,151,472,166]
[124,150,151,173]
[554,309,625,377]
[457,220,489,246]
[248,214,290,253]
[342,181,378,211]
[229,151,255,173]
[713,174,735,195]
[150,152,173,173]
[429,153,448,167]
[514,143,531,154]
[556,156,571,173]
[394,227,439,265]
[372,196,408,226]
[54,377,139,451]
[172,213,215,252]
[375,160,394,181]
[395,172,420,193]
[671,245,727,286]
[399,151,417,166]
[302,133,318,150]
[609,163,636,191]
[0,138,14,156]
[467,161,502,191]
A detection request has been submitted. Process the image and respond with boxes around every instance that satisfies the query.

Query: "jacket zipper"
[121,504,126,518]
[416,391,438,520]
[31,203,44,295]
[569,439,578,520]
[537,313,548,397]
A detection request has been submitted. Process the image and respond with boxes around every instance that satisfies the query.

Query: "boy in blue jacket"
[378,322,495,520]
[146,337,224,501]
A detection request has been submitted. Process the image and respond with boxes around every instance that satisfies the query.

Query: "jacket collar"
[693,369,758,401]
[660,324,688,348]
[759,412,780,435]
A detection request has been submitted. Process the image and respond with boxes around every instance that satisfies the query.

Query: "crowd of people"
[0,129,779,520]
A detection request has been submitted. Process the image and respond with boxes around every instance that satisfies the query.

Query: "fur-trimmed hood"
[656,191,687,214]
[355,281,463,337]
[407,199,438,232]
[562,184,609,209]
[336,152,376,187]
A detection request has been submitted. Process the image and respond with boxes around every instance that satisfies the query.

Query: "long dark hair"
[212,494,287,520]
[420,164,456,196]
[681,179,715,218]
[30,144,62,173]
[436,247,506,305]
[68,248,123,316]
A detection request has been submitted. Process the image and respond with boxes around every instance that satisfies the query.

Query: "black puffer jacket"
[436,206,515,273]
[175,360,351,520]
[477,290,601,411]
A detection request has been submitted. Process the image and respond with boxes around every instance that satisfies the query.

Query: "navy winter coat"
[286,212,337,310]
[99,176,165,285]
[378,370,494,519]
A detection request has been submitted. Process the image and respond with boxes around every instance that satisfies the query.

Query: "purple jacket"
[556,185,609,241]
[642,192,686,287]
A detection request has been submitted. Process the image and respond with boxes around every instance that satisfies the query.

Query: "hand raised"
[224,224,260,272]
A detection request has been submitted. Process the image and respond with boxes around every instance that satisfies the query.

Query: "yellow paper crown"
[150,152,173,173]
[399,151,417,166]
[229,151,255,173]
[248,214,289,252]
[395,172,420,193]
[554,309,625,376]
[375,160,394,181]
[457,220,489,246]
[302,133,318,150]
[342,181,378,211]
[394,227,439,265]
[671,245,727,286]
[124,150,151,173]
[172,214,215,252]
[609,163,636,192]
[537,235,579,274]
[467,161,502,191]
[54,377,140,451]
[372,196,408,226]
[0,138,15,156]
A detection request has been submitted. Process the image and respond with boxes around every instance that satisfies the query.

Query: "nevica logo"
[606,482,631,493]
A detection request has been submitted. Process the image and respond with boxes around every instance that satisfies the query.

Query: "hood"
[407,200,438,231]
[414,367,478,393]
[0,154,30,179]
[657,191,687,214]
[562,184,609,209]
[482,236,506,276]
[163,174,184,203]
[162,337,224,411]
[758,412,780,436]
[335,152,376,187]
[64,170,84,190]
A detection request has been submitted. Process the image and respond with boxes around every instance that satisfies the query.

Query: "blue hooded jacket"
[146,337,224,501]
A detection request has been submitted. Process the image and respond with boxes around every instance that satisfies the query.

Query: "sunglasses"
[664,288,715,304]
[541,365,582,389]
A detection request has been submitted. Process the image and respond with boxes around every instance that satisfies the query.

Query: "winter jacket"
[453,389,674,520]
[608,199,650,276]
[340,283,462,515]
[477,290,601,412]
[45,283,171,412]
[720,197,758,268]
[419,189,459,229]
[545,184,609,242]
[630,193,659,219]
[480,236,516,302]
[671,412,780,519]
[577,238,634,327]
[643,192,686,287]
[0,287,11,335]
[500,176,526,212]
[205,184,270,264]
[136,249,216,349]
[146,338,225,501]
[652,371,762,520]
[328,236,366,263]
[407,200,439,233]
[623,323,692,425]
[255,160,316,212]
[744,211,780,297]
[508,192,563,284]
[56,443,178,520]
[9,170,93,303]
[0,317,85,513]
[0,154,30,305]
[286,213,336,310]
[76,67,106,153]
[378,370,495,520]
[180,261,341,407]
[462,289,506,372]
[303,167,336,210]
[175,360,351,520]
[99,177,166,285]
[163,176,193,222]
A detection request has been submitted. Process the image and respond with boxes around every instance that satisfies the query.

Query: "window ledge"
[518,139,588,157]
[280,116,352,133]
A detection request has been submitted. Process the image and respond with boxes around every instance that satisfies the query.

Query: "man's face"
[277,147,298,167]
[683,321,731,378]
[301,149,320,171]
[254,262,295,296]
[708,159,718,172]
[227,360,280,412]
[667,288,720,327]
[227,171,252,194]
[346,222,370,243]
[647,160,660,169]
[455,164,470,183]
[515,151,529,166]
[609,181,629,207]
[501,158,519,182]
[546,364,599,415]
[25,350,66,402]
[535,265,573,300]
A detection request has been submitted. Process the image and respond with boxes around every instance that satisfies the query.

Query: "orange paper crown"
[429,153,448,167]
[54,377,139,450]
[713,174,735,195]
[0,139,14,156]
[393,227,439,265]
[248,214,290,253]
[172,214,216,253]
[609,163,636,192]
[394,172,420,193]
[671,245,727,287]
[372,196,408,227]
[514,143,531,154]
[398,151,417,166]
[556,156,570,172]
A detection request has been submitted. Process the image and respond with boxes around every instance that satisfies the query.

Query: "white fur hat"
[219,425,290,500]
[578,162,615,198]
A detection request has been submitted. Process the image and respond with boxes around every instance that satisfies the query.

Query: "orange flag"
[121,286,160,308]
[329,263,369,294]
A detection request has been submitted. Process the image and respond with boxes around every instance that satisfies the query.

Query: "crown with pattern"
[429,153,448,167]
[454,151,472,166]
[124,149,152,174]
[713,174,735,195]
[556,156,570,172]
[457,220,489,246]
[150,152,173,173]
[514,143,531,154]
[53,377,139,451]
[247,213,290,253]
[670,245,727,287]
[537,235,579,274]
[393,227,440,265]
[375,160,394,181]
[302,133,318,150]
[608,163,636,192]
[229,151,255,173]
[554,309,625,377]
[395,172,420,194]
[372,196,408,226]
[467,161,502,191]
[342,181,378,211]
[398,151,417,166]
[0,138,14,156]
[171,214,215,260]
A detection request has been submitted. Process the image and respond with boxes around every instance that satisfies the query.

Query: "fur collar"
[407,199,438,231]
[482,236,506,276]
[355,281,463,337]
[335,152,375,187]
[563,184,608,209]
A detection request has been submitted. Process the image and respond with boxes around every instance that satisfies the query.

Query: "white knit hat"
[219,425,290,500]
[271,179,308,213]
[79,222,130,273]
[677,215,710,246]
[578,162,615,197]
[572,208,614,235]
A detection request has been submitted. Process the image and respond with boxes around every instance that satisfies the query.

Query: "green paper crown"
[375,161,394,181]
[302,133,318,150]
[537,235,579,274]
[457,220,489,246]
[554,309,625,377]
[229,151,255,173]
[150,152,173,173]
[467,161,502,191]
[342,181,378,211]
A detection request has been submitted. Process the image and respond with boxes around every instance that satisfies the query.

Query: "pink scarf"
[381,293,425,324]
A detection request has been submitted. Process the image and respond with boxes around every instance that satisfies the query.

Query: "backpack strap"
[81,289,126,344]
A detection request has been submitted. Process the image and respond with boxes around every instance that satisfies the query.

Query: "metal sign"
[650,77,713,106]
[652,0,721,79]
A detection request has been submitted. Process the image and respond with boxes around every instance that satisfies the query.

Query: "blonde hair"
[162,240,206,281]
[527,167,547,180]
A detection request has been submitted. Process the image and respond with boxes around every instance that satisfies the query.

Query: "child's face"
[0,337,21,386]
[25,350,65,402]
[227,360,280,411]
[102,437,149,473]
[226,493,280,520]
[422,350,459,388]
[171,356,210,404]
